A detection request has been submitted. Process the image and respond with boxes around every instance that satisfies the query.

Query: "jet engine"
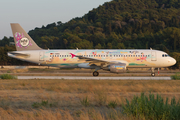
[108,63,126,73]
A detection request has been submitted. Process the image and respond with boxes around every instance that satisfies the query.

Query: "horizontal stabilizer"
[8,52,30,58]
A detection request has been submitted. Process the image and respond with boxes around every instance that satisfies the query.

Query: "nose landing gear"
[151,68,155,77]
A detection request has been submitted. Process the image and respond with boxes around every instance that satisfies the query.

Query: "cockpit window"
[162,54,169,57]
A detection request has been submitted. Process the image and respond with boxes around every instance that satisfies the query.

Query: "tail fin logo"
[14,32,32,48]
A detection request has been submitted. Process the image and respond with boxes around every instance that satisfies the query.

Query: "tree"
[107,43,112,49]
[95,43,102,49]
[117,43,125,49]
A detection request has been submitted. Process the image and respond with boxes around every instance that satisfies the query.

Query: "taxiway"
[17,76,172,80]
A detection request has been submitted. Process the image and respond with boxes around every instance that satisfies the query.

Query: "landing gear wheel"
[93,71,99,76]
[151,73,155,77]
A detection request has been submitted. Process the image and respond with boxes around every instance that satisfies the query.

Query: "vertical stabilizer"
[10,23,42,51]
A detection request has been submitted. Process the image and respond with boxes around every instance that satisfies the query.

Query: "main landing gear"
[93,71,99,76]
[151,68,155,77]
[151,72,155,77]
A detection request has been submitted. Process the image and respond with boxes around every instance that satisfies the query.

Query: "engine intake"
[109,63,126,73]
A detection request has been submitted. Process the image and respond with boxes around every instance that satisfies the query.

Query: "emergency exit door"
[39,52,44,61]
[151,51,157,61]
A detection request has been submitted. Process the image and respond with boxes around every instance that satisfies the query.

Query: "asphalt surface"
[17,76,172,80]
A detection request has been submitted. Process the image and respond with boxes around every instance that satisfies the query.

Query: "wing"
[76,55,127,66]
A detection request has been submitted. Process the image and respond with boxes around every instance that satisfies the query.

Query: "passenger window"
[106,55,108,57]
[60,55,61,57]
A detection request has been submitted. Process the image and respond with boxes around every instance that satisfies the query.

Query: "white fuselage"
[8,49,176,68]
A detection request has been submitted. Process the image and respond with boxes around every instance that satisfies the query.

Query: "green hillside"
[0,0,180,67]
[26,0,180,52]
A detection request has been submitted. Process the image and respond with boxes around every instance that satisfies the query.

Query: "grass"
[108,100,118,108]
[123,93,180,120]
[0,79,180,119]
[80,96,90,107]
[171,73,180,80]
[32,100,56,108]
[94,90,107,106]
[0,74,17,79]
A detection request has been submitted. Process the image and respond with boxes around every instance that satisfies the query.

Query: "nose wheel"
[93,71,99,76]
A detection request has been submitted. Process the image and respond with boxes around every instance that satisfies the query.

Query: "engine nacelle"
[109,63,126,73]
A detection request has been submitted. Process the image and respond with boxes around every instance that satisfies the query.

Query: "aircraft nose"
[172,58,176,65]
[168,57,176,66]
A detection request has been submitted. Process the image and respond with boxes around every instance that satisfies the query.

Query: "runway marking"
[17,76,172,80]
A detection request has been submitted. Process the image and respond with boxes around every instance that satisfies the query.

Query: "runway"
[17,76,172,80]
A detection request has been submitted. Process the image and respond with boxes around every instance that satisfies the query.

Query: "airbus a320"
[8,23,176,76]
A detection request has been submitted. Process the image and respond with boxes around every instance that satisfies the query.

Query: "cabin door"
[39,52,44,61]
[151,51,157,61]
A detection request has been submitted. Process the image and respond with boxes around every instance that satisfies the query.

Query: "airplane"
[8,23,176,77]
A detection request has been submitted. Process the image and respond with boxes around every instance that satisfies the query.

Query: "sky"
[0,0,111,39]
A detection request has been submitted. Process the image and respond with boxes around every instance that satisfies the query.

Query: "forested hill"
[0,0,180,67]
[1,0,180,66]
[25,0,180,53]
[1,0,180,51]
